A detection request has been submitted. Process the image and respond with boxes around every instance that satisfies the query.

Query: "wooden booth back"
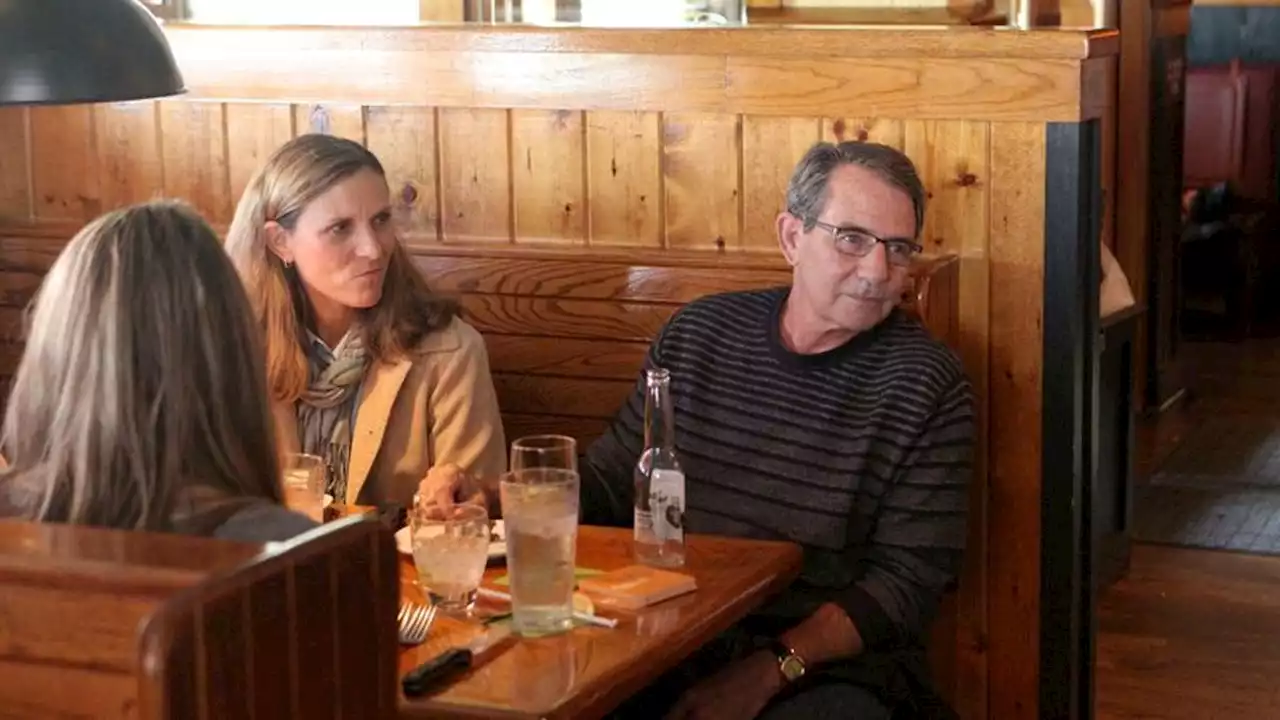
[0,514,399,719]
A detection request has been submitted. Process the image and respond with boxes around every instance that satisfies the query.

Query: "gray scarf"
[296,330,368,503]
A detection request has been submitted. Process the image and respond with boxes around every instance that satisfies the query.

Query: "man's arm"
[579,320,675,527]
[579,397,643,527]
[784,376,976,667]
[665,376,975,718]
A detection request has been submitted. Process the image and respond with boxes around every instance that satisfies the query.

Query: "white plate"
[396,519,506,560]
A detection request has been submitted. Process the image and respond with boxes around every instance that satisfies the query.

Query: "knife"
[401,625,514,697]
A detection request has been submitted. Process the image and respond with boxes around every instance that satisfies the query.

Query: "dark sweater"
[213,502,319,544]
[582,287,974,706]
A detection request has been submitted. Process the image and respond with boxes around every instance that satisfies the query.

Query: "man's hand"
[664,651,783,720]
[415,463,485,510]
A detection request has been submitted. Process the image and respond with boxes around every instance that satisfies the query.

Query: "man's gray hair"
[785,141,927,238]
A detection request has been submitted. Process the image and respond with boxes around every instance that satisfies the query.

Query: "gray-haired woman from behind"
[0,201,316,542]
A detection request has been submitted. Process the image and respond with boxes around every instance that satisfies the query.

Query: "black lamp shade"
[0,0,186,106]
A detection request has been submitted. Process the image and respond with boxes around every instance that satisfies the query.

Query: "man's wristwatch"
[760,637,807,684]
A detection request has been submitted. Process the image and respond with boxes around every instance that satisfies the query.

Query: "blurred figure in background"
[1100,241,1136,317]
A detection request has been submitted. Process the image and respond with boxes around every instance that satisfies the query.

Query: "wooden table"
[396,526,802,720]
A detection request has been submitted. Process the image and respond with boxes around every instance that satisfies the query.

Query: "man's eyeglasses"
[809,220,922,266]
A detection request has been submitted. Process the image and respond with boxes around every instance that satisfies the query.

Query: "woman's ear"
[264,221,293,265]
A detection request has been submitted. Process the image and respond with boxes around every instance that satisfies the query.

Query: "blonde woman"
[225,134,505,509]
[0,201,316,541]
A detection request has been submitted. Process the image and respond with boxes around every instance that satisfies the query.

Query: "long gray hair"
[0,201,283,533]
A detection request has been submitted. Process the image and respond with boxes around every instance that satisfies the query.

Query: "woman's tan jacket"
[272,317,507,507]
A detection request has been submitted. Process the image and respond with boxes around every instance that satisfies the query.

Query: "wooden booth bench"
[0,515,399,719]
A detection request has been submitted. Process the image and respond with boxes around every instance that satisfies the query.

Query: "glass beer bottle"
[633,367,686,568]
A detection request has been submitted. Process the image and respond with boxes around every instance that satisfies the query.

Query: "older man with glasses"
[584,141,976,720]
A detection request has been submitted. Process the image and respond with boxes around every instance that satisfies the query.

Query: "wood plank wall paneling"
[0,102,1012,258]
[0,24,1118,720]
[227,104,295,205]
[29,106,101,222]
[987,121,1047,720]
[0,109,30,224]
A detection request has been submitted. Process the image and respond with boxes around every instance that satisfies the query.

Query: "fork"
[398,602,437,645]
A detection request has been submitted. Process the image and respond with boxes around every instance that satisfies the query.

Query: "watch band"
[755,636,806,683]
[761,637,794,662]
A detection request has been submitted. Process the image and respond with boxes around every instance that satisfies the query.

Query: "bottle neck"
[643,370,676,451]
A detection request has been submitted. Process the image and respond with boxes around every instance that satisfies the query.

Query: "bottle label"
[649,469,685,544]
[634,508,653,541]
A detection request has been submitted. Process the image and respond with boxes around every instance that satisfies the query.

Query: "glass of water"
[282,453,325,523]
[500,467,580,637]
[410,501,491,615]
[510,434,578,473]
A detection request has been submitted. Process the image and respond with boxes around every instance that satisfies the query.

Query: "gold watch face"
[779,654,806,682]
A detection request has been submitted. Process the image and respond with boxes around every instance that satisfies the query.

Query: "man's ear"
[264,220,292,265]
[777,212,803,267]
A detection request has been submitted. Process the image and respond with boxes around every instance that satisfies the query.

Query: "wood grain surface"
[397,526,803,720]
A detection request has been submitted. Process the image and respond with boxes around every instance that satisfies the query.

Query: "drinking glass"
[510,434,578,473]
[499,467,580,637]
[410,501,491,614]
[282,453,325,523]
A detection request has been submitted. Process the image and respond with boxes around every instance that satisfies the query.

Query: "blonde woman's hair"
[0,201,283,533]
[225,133,458,404]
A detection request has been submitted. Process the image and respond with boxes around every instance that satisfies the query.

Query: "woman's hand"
[415,463,487,510]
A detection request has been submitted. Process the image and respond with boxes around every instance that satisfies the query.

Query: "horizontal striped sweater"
[582,287,974,695]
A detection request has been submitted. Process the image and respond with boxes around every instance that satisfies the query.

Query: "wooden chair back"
[416,246,962,449]
[0,519,259,717]
[0,513,398,719]
[136,513,400,720]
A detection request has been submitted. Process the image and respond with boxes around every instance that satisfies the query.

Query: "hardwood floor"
[1096,545,1280,719]
[1097,337,1280,719]
[1134,337,1280,480]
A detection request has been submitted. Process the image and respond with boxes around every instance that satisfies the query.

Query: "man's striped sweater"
[582,286,975,703]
